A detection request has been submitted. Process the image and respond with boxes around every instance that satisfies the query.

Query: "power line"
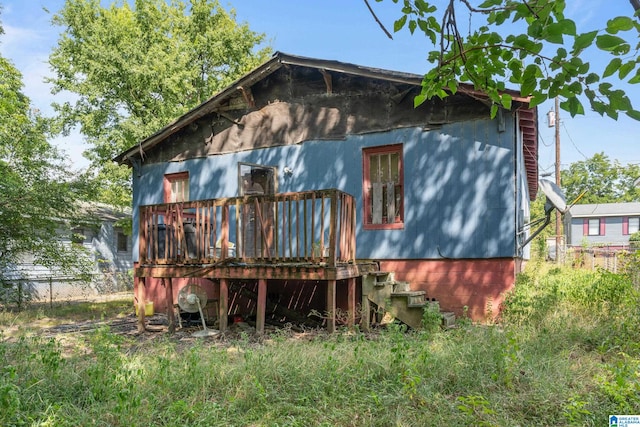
[561,122,589,161]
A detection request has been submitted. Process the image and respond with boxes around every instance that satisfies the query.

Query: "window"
[117,231,128,252]
[164,172,189,203]
[71,227,85,245]
[588,218,601,236]
[363,144,404,230]
[625,217,640,235]
[238,163,276,196]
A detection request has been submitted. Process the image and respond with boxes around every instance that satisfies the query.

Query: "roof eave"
[114,51,533,166]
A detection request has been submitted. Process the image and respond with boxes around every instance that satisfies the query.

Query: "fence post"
[17,280,23,310]
[49,277,53,309]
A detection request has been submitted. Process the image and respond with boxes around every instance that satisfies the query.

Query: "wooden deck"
[134,189,377,333]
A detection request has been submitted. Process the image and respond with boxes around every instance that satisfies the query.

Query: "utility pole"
[555,97,562,264]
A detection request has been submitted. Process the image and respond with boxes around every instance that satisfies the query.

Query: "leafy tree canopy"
[0,26,93,292]
[561,152,640,204]
[48,0,272,206]
[371,0,640,120]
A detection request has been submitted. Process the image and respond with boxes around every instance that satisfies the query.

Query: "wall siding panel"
[132,119,518,263]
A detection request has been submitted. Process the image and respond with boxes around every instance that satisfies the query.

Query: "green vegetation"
[48,0,271,206]
[376,0,640,121]
[0,298,133,335]
[0,21,94,302]
[561,152,640,204]
[2,264,639,426]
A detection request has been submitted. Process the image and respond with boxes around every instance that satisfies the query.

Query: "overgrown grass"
[2,264,640,426]
[0,298,133,336]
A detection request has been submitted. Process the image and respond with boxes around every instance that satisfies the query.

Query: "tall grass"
[1,264,639,426]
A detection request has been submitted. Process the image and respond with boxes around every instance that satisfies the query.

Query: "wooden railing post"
[138,189,357,266]
[139,207,148,263]
[328,191,338,267]
[221,203,229,260]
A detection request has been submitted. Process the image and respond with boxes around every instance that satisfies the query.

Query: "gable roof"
[114,51,538,196]
[569,202,640,218]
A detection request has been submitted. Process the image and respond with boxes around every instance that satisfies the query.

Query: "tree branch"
[363,0,394,40]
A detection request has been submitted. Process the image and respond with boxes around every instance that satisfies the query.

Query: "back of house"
[116,52,539,323]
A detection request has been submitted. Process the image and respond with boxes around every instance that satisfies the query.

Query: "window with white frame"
[629,217,640,234]
[588,218,601,236]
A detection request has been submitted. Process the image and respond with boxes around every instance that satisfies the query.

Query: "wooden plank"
[274,200,280,261]
[296,198,300,260]
[256,279,267,335]
[288,197,293,258]
[311,193,316,261]
[212,204,217,259]
[327,279,336,333]
[361,294,370,332]
[351,195,357,261]
[219,279,228,332]
[372,182,383,224]
[235,198,241,258]
[302,198,309,259]
[139,207,147,263]
[329,192,338,267]
[165,278,176,334]
[221,204,229,260]
[321,196,325,261]
[386,182,395,224]
[195,201,201,260]
[347,277,356,329]
[136,277,146,333]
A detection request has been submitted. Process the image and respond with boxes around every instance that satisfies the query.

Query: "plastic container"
[135,301,154,316]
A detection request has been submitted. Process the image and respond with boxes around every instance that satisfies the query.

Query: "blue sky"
[1,0,639,175]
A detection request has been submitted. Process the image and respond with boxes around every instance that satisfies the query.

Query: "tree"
[561,152,640,204]
[0,21,93,302]
[47,0,271,207]
[368,0,640,120]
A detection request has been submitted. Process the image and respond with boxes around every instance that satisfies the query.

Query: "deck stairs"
[362,271,455,330]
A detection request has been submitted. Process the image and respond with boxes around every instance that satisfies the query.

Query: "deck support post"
[165,278,175,334]
[136,277,146,333]
[347,277,356,329]
[327,279,336,333]
[361,294,370,332]
[219,278,228,332]
[256,279,267,334]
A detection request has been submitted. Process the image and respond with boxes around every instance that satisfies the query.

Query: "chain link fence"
[1,270,134,310]
[561,246,640,286]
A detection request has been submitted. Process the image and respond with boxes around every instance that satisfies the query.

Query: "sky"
[0,0,639,177]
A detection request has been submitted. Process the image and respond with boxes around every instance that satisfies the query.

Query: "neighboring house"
[565,202,640,249]
[3,203,133,302]
[115,52,539,329]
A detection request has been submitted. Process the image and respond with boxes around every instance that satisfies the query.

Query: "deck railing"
[138,189,356,267]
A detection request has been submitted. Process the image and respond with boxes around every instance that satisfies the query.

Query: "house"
[114,52,539,331]
[565,202,640,249]
[2,203,133,304]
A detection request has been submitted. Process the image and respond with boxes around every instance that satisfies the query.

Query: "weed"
[421,303,442,333]
[1,264,640,426]
[562,396,592,425]
[457,394,498,427]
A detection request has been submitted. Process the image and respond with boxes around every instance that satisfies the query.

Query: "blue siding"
[132,116,518,261]
[569,217,627,246]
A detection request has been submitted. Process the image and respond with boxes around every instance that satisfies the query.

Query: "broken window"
[363,144,404,230]
[238,163,277,196]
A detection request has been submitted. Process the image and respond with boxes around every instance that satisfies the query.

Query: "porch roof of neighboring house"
[568,202,640,218]
[113,51,539,199]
